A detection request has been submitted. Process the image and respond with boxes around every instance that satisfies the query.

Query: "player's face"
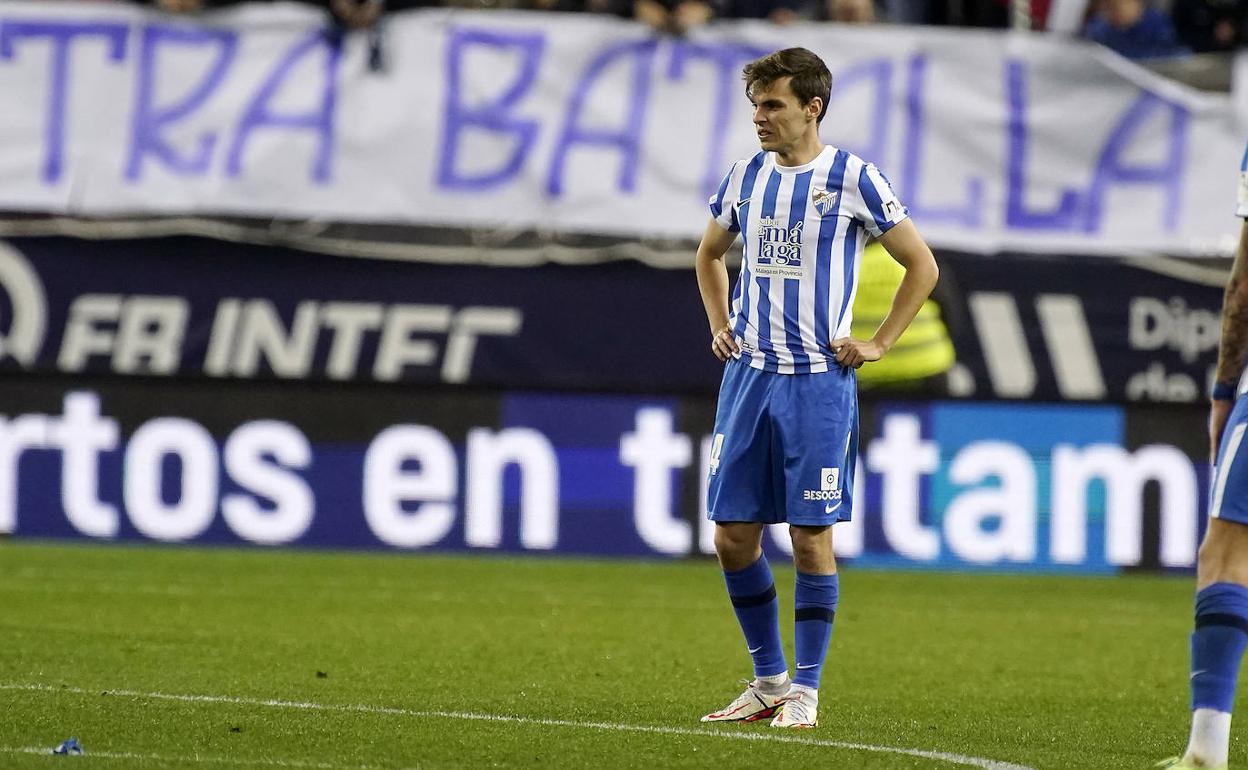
[749,77,818,155]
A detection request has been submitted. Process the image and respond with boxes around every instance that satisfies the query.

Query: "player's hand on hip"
[711,325,740,362]
[1210,398,1234,463]
[831,337,883,369]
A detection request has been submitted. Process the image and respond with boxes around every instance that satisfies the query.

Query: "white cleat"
[770,689,818,729]
[701,680,788,723]
[1155,757,1228,770]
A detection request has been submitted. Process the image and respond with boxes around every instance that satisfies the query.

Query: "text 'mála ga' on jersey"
[709,146,909,375]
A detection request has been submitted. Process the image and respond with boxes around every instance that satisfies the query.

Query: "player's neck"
[773,136,824,169]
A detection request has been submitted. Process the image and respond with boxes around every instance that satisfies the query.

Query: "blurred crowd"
[77,0,1248,59]
[1082,0,1247,58]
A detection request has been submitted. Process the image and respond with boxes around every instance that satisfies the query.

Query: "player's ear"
[808,97,823,121]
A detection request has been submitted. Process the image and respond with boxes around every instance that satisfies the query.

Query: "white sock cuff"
[790,683,819,701]
[1186,708,1233,766]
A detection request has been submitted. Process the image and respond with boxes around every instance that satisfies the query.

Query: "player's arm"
[1211,219,1248,459]
[832,218,939,368]
[695,217,741,362]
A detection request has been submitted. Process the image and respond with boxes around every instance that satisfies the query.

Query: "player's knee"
[713,525,760,566]
[1197,537,1225,587]
[789,537,818,566]
[711,525,739,552]
[1197,521,1248,587]
[788,527,832,571]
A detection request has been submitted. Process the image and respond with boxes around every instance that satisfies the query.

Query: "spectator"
[144,0,408,26]
[826,0,875,21]
[1085,0,1188,58]
[632,0,714,34]
[154,0,202,11]
[720,0,805,25]
[1172,0,1248,52]
[143,0,237,12]
[329,0,384,26]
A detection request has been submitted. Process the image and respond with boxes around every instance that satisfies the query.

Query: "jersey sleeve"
[1238,142,1248,218]
[708,162,742,233]
[848,162,909,238]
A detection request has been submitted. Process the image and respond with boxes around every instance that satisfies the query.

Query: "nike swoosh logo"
[1192,669,1208,680]
[734,197,751,210]
[796,663,818,670]
[747,645,763,654]
[825,502,841,514]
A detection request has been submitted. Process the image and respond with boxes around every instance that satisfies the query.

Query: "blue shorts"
[1212,394,1248,524]
[706,358,858,526]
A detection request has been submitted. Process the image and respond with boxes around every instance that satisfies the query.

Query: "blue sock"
[723,555,786,678]
[793,571,839,689]
[1191,582,1248,712]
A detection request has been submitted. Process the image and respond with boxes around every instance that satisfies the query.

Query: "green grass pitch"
[0,540,1227,769]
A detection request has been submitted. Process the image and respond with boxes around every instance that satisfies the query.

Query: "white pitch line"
[0,745,392,770]
[2,682,1034,770]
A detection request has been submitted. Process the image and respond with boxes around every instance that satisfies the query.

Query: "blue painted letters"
[437,28,545,190]
[226,30,339,182]
[1005,59,1083,230]
[1083,91,1188,233]
[900,55,983,227]
[127,25,238,180]
[547,38,658,198]
[666,41,768,197]
[0,21,127,183]
[824,57,893,168]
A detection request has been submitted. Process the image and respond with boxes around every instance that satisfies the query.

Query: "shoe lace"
[728,679,762,705]
[779,693,813,724]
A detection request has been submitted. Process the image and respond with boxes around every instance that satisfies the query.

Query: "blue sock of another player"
[723,555,787,683]
[792,571,839,690]
[1192,582,1248,711]
[1186,582,1248,765]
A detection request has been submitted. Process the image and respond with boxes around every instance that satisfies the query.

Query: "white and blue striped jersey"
[709,145,909,374]
[1238,140,1248,218]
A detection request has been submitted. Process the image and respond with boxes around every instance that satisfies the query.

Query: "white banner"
[0,1,1242,256]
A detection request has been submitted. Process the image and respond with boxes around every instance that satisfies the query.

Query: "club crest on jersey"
[754,217,803,278]
[812,188,838,215]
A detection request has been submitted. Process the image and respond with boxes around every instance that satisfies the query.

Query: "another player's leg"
[701,522,791,723]
[1165,520,1248,769]
[1166,404,1248,769]
[769,524,836,729]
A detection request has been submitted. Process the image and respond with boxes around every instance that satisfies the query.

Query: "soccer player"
[1160,148,1248,770]
[694,47,938,729]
